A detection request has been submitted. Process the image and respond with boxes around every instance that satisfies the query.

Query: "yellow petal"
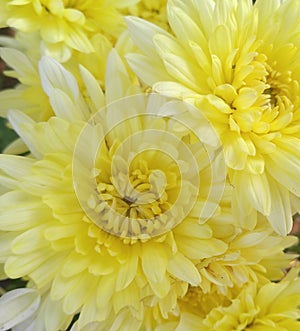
[5,249,54,278]
[142,243,168,284]
[0,154,34,179]
[65,27,94,53]
[126,53,172,85]
[268,176,292,235]
[0,191,51,231]
[115,254,138,291]
[177,237,227,259]
[96,274,117,308]
[12,225,49,254]
[125,16,170,58]
[242,172,271,215]
[167,252,201,286]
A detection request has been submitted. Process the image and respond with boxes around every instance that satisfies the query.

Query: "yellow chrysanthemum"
[0,49,297,330]
[175,271,300,331]
[1,0,139,61]
[124,0,168,30]
[0,30,139,136]
[0,50,226,330]
[0,32,136,155]
[0,32,52,123]
[126,0,300,235]
[76,267,300,331]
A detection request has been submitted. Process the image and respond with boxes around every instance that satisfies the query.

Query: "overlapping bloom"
[0,44,297,330]
[124,0,168,30]
[0,26,141,135]
[176,270,300,331]
[0,1,300,330]
[79,268,300,331]
[126,0,300,235]
[0,29,137,154]
[0,50,221,330]
[0,32,105,123]
[0,0,140,61]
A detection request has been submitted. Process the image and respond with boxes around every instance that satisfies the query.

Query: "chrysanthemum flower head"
[0,52,298,331]
[0,29,139,137]
[0,49,236,330]
[0,34,52,122]
[124,0,168,30]
[176,269,300,331]
[1,0,139,61]
[126,0,300,235]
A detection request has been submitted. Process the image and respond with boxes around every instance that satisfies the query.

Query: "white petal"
[49,88,84,121]
[70,321,100,331]
[38,298,59,331]
[8,110,76,157]
[168,5,207,51]
[38,56,79,99]
[126,53,171,86]
[125,16,170,58]
[0,288,40,331]
[0,232,16,263]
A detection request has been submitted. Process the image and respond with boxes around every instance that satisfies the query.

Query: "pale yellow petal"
[167,252,201,286]
[3,138,28,155]
[115,254,138,291]
[268,175,292,235]
[79,65,105,112]
[5,250,54,278]
[0,155,34,180]
[38,56,79,99]
[126,53,172,85]
[105,49,132,104]
[0,191,51,231]
[177,236,227,259]
[141,243,168,284]
[49,88,85,121]
[125,16,170,58]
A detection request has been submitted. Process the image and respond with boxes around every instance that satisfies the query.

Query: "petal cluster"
[1,0,139,61]
[126,0,300,235]
[0,1,299,331]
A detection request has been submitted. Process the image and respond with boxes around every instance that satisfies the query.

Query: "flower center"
[97,159,171,220]
[73,95,218,244]
[179,286,231,317]
[219,54,297,142]
[87,147,187,242]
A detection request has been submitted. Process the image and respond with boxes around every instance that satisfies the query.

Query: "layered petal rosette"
[126,0,300,235]
[0,50,222,330]
[0,49,297,330]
